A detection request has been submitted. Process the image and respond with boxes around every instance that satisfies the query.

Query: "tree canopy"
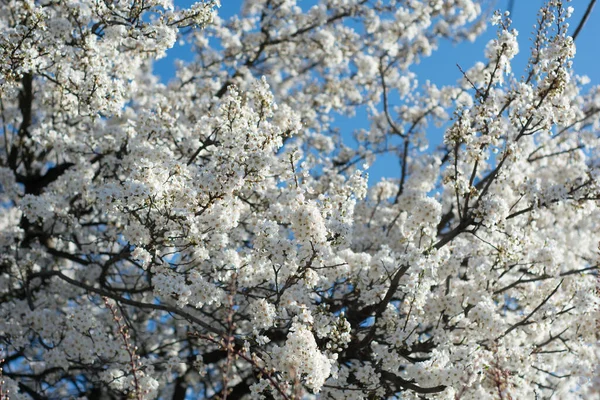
[0,0,598,399]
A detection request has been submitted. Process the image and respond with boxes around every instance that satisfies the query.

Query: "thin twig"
[572,0,596,41]
[104,298,143,400]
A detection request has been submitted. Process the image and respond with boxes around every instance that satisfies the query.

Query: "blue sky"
[154,0,600,183]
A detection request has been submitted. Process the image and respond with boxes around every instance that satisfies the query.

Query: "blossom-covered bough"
[0,0,599,398]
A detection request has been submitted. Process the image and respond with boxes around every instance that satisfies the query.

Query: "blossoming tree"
[0,0,598,398]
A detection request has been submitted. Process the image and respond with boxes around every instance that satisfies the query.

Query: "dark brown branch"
[28,270,228,338]
[572,0,596,41]
[380,370,446,394]
[433,217,474,250]
[8,74,34,171]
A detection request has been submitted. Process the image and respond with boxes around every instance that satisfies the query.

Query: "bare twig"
[572,0,596,41]
[500,280,563,338]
